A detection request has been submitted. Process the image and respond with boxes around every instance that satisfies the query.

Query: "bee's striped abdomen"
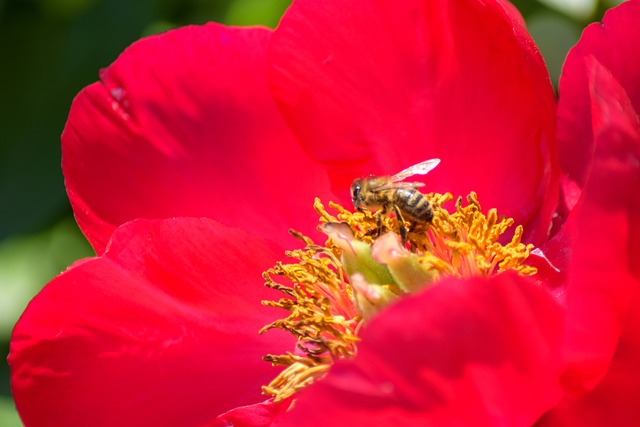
[393,188,433,222]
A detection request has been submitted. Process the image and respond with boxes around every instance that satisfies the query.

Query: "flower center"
[260,192,536,402]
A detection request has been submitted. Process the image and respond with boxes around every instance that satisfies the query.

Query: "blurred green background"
[0,0,626,424]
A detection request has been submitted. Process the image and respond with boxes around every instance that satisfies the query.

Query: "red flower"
[8,1,639,426]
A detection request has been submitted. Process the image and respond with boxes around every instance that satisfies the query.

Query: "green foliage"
[0,396,22,427]
[0,217,93,336]
[225,0,290,27]
[528,11,582,87]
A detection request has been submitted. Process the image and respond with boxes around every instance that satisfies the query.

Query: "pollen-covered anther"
[261,356,331,402]
[423,192,538,277]
[259,230,361,402]
[313,192,537,279]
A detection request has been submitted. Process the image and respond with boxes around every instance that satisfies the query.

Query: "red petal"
[9,218,294,427]
[537,295,640,427]
[279,274,564,426]
[269,0,558,243]
[535,4,640,421]
[62,24,332,254]
[557,0,640,188]
[204,399,291,427]
[558,57,640,397]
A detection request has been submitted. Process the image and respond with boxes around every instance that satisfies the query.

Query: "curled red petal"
[279,274,564,426]
[9,218,294,427]
[63,24,332,254]
[203,398,291,427]
[557,0,640,188]
[558,57,640,398]
[527,193,578,299]
[269,0,558,243]
[535,3,640,423]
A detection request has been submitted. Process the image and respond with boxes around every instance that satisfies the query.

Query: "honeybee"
[350,158,440,241]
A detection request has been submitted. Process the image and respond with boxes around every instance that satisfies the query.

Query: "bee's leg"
[361,212,383,238]
[376,211,384,238]
[392,204,408,244]
[363,228,378,238]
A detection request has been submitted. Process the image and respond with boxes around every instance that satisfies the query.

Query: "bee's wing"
[391,158,440,182]
[376,182,425,191]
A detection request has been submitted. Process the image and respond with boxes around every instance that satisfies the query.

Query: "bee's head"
[350,178,363,210]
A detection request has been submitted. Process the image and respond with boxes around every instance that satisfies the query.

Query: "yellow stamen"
[260,230,360,402]
[419,192,537,278]
[261,192,536,402]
